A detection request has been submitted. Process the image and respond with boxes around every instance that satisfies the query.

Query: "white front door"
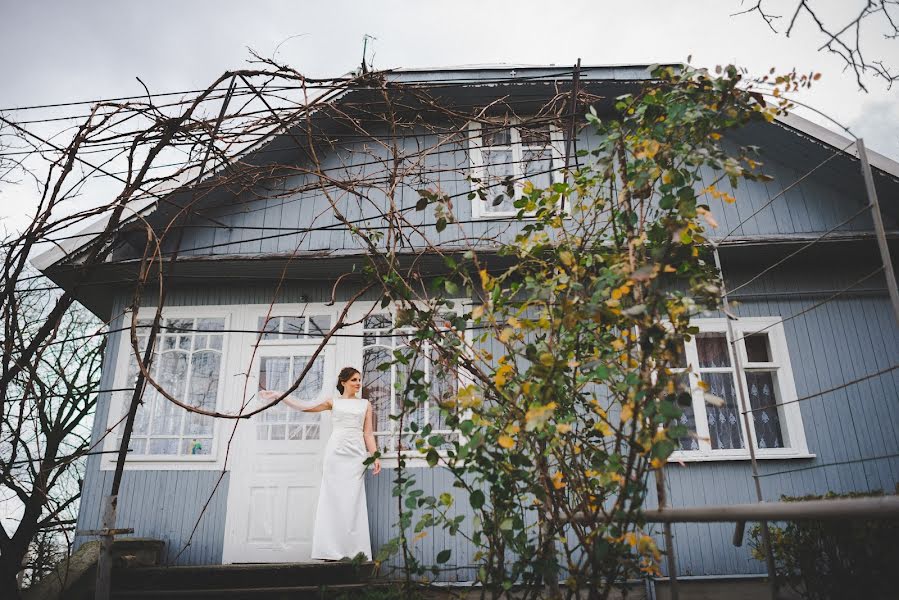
[222,344,333,563]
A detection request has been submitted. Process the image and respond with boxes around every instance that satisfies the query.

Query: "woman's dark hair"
[336,367,361,394]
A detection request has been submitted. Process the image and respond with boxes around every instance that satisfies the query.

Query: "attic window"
[468,118,564,218]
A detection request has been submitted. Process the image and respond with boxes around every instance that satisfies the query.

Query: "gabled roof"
[32,64,899,274]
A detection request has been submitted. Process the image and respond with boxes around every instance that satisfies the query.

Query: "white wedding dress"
[310,397,372,560]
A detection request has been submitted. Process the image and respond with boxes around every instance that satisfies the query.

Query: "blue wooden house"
[34,65,899,587]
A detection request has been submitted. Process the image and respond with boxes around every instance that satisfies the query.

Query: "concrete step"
[112,562,377,593]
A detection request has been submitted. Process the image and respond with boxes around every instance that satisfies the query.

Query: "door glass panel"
[256,354,324,441]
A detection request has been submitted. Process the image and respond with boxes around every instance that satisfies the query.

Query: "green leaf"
[436,217,447,232]
[470,489,485,509]
[436,549,451,564]
[426,448,439,467]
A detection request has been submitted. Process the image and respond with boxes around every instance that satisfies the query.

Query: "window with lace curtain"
[361,312,460,456]
[669,317,809,460]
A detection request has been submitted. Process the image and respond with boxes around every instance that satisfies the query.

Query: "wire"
[725,203,874,296]
[730,266,885,344]
[757,452,899,478]
[714,139,857,244]
[743,364,899,414]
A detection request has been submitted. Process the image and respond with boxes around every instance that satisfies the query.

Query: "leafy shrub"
[749,492,899,600]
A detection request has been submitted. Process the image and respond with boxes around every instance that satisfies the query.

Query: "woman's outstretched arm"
[258,390,332,412]
[363,401,382,475]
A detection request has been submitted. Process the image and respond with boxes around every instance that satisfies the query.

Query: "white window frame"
[103,306,234,470]
[669,317,812,462]
[357,301,472,467]
[103,303,341,470]
[468,118,566,219]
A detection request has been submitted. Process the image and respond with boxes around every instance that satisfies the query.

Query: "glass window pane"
[481,124,511,147]
[746,371,784,449]
[519,123,551,146]
[188,351,220,409]
[697,333,731,368]
[148,438,178,455]
[260,357,291,392]
[745,333,772,363]
[259,316,279,340]
[196,318,224,332]
[182,438,211,455]
[363,346,393,436]
[522,149,552,189]
[166,318,194,333]
[308,315,331,337]
[292,355,324,401]
[364,314,392,331]
[671,373,698,451]
[283,316,305,339]
[703,372,744,450]
[209,335,223,351]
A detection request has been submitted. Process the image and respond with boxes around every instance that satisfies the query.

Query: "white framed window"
[669,317,811,461]
[361,310,464,457]
[257,313,332,342]
[107,311,231,464]
[468,117,565,218]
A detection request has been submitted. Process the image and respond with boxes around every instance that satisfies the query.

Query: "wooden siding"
[107,120,898,265]
[76,251,898,575]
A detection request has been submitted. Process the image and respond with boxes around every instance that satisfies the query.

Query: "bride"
[260,367,381,560]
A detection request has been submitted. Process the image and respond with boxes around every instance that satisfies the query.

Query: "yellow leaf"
[498,435,515,449]
[663,264,677,273]
[471,305,484,319]
[413,530,428,542]
[499,327,514,343]
[594,421,612,436]
[551,471,566,489]
[662,171,673,185]
[710,132,722,140]
[620,404,634,422]
[559,250,574,267]
[494,364,513,387]
[479,269,492,290]
[539,352,554,367]
[522,181,534,195]
[556,423,572,434]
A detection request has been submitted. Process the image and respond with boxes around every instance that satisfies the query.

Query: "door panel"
[223,345,332,563]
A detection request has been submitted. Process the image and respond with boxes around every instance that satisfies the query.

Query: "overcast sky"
[1,0,897,233]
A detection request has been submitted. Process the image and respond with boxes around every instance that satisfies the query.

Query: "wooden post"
[654,465,680,600]
[713,248,779,600]
[856,138,899,326]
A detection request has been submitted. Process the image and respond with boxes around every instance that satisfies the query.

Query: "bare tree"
[0,267,103,596]
[735,1,899,90]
